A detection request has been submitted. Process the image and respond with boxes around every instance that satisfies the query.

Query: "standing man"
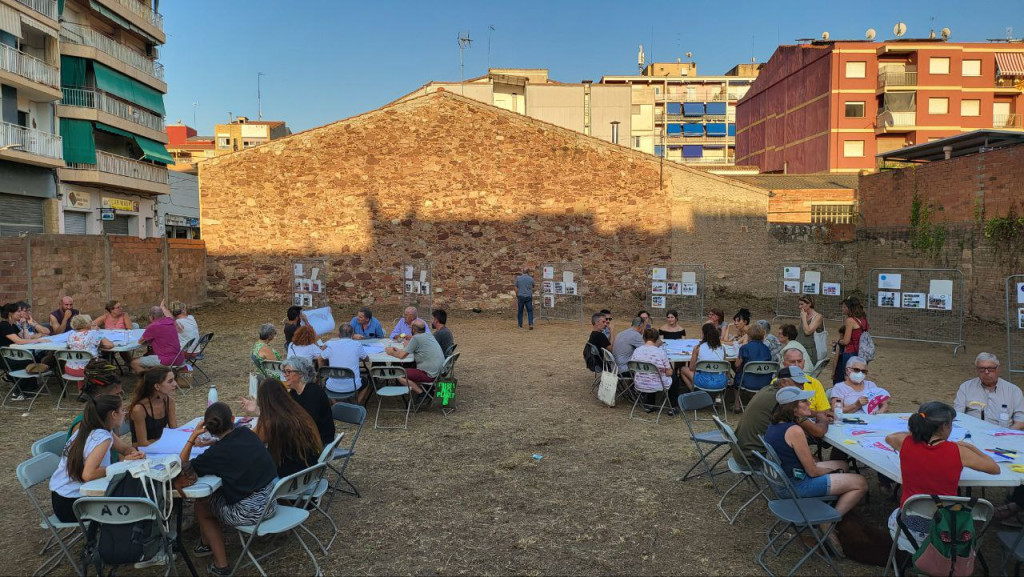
[514,267,535,329]
[431,309,455,355]
[49,296,79,335]
[954,352,1024,429]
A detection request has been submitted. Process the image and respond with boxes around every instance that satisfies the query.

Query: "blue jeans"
[517,296,534,327]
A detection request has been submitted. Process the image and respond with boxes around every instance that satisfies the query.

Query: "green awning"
[95,122,172,165]
[60,56,87,88]
[57,0,64,16]
[93,62,166,115]
[95,122,136,139]
[88,0,161,45]
[59,119,96,165]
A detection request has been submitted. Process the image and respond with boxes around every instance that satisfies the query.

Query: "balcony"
[658,92,743,102]
[678,156,735,165]
[994,114,1023,130]
[60,87,166,139]
[664,134,735,145]
[60,22,165,88]
[111,0,163,30]
[0,42,60,94]
[0,121,63,167]
[60,150,168,195]
[14,0,58,21]
[875,110,916,133]
[877,71,918,88]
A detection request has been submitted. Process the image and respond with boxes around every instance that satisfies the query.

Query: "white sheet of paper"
[420,270,427,282]
[293,263,303,277]
[878,273,902,290]
[563,271,574,284]
[303,306,336,336]
[1018,283,1024,304]
[929,279,954,298]
[542,266,554,280]
[804,271,821,285]
[681,271,696,284]
[822,282,841,296]
[902,293,925,309]
[783,266,800,280]
[404,266,413,280]
[310,268,319,282]
[139,427,209,458]
[652,268,667,281]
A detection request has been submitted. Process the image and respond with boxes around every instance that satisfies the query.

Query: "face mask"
[849,370,866,384]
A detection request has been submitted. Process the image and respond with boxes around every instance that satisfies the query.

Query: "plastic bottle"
[999,404,1010,428]
[207,383,218,407]
[833,398,843,423]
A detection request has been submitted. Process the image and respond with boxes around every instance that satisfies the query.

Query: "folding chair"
[445,344,458,378]
[810,357,831,380]
[18,453,83,577]
[284,445,344,554]
[411,352,458,413]
[890,495,994,577]
[627,360,671,423]
[166,338,196,392]
[31,431,66,457]
[585,343,603,390]
[369,366,411,430]
[753,452,843,577]
[318,366,359,403]
[602,348,635,402]
[2,347,53,411]
[711,415,768,524]
[74,496,176,577]
[677,392,730,491]
[261,360,283,380]
[325,403,365,508]
[692,360,731,422]
[54,350,93,411]
[736,361,779,412]
[185,332,214,386]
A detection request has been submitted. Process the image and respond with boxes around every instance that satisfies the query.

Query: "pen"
[996,447,1019,455]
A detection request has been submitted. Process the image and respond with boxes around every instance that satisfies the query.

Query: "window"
[960,99,980,116]
[845,61,866,78]
[843,140,865,157]
[633,136,641,148]
[928,97,949,115]
[962,59,982,76]
[844,102,865,118]
[929,57,950,75]
[811,203,856,224]
[217,137,230,149]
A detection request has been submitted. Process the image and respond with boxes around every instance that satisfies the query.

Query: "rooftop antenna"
[866,28,877,40]
[191,101,198,128]
[637,44,645,73]
[893,22,907,38]
[257,72,265,121]
[929,15,936,39]
[487,25,495,70]
[458,31,472,85]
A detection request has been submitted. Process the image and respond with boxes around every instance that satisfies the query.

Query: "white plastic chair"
[31,431,66,457]
[736,360,779,412]
[73,496,177,576]
[2,347,53,411]
[18,453,83,577]
[54,350,93,411]
[693,359,731,422]
[627,360,671,423]
[370,366,411,430]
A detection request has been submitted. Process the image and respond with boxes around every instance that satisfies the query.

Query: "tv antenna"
[458,32,472,83]
[893,22,907,38]
[487,25,495,70]
[192,101,199,128]
[257,72,265,121]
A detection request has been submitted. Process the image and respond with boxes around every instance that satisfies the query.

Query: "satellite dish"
[941,27,951,40]
[685,51,692,60]
[893,22,907,37]
[877,110,895,128]
[821,31,830,41]
[866,28,877,40]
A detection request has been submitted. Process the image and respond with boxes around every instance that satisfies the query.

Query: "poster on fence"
[542,266,554,280]
[902,293,925,309]
[784,266,801,280]
[878,274,902,290]
[1018,283,1024,304]
[666,282,681,295]
[681,271,697,284]
[681,283,698,296]
[651,296,666,309]
[783,281,800,294]
[927,293,952,311]
[822,283,841,296]
[1019,308,1024,329]
[877,291,900,308]
[544,295,555,308]
[803,271,821,295]
[651,282,666,295]
[652,268,667,281]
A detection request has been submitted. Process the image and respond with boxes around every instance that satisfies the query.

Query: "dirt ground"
[1,300,1020,576]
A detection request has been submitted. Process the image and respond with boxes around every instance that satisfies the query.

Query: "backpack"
[83,472,165,574]
[900,496,978,577]
[583,343,602,373]
[858,331,876,362]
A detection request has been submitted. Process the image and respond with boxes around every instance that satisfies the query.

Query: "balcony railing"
[14,0,58,21]
[0,121,62,159]
[878,71,918,88]
[994,114,1023,129]
[111,0,163,30]
[0,42,59,88]
[60,22,164,82]
[65,150,167,184]
[679,156,735,164]
[61,87,165,132]
[876,110,916,129]
[665,134,735,145]
[659,92,744,102]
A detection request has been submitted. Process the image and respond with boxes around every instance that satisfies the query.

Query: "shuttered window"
[64,211,87,234]
[0,193,44,236]
[102,214,130,235]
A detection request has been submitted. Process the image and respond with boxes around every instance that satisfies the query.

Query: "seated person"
[431,309,455,356]
[130,306,181,375]
[0,302,50,397]
[611,317,645,373]
[758,320,782,363]
[778,324,811,365]
[777,348,832,437]
[286,325,324,366]
[128,367,179,447]
[91,299,133,366]
[953,352,1024,429]
[283,305,307,347]
[162,300,200,357]
[16,301,51,336]
[630,328,678,415]
[64,315,114,378]
[680,323,727,392]
[350,307,385,340]
[390,306,431,339]
[241,356,336,446]
[706,308,727,339]
[733,366,826,463]
[252,378,323,478]
[599,309,613,339]
[830,356,890,415]
[588,312,613,352]
[723,308,751,345]
[386,319,444,401]
[49,296,79,335]
[181,403,278,576]
[733,322,773,411]
[252,323,282,363]
[67,360,132,464]
[637,310,653,331]
[322,324,370,403]
[658,310,686,340]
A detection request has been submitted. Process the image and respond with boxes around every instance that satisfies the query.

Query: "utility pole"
[257,72,265,121]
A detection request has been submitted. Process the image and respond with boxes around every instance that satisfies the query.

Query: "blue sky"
[161,0,1023,133]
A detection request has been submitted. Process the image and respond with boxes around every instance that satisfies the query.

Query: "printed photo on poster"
[652,268,667,281]
[420,282,430,295]
[311,280,323,294]
[927,293,952,311]
[293,293,304,306]
[302,279,313,292]
[413,281,422,294]
[783,266,801,280]
[294,278,304,291]
[293,263,303,277]
[651,295,666,309]
[1019,308,1024,329]
[901,293,925,309]
[565,283,577,295]
[877,291,900,308]
[802,281,819,295]
[666,282,682,295]
[783,281,800,294]
[302,294,313,307]
[420,270,427,283]
[404,265,414,280]
[878,273,902,290]
[542,266,554,280]
[651,282,667,295]
[554,282,565,295]
[681,283,698,296]
[310,267,320,282]
[404,281,414,293]
[1018,282,1024,304]
[542,281,553,294]
[822,283,841,296]
[543,295,555,308]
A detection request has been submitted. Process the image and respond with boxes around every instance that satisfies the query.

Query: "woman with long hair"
[128,367,178,446]
[50,395,142,522]
[834,297,868,384]
[797,295,825,365]
[658,310,686,340]
[253,378,323,477]
[680,322,728,391]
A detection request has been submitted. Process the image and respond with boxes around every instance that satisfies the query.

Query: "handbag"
[597,370,617,407]
[813,318,829,363]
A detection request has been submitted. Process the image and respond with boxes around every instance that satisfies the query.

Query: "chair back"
[757,433,785,466]
[600,348,617,373]
[584,343,602,372]
[318,433,346,464]
[73,497,163,526]
[712,416,757,472]
[445,343,457,357]
[695,360,731,374]
[437,352,459,380]
[54,350,93,374]
[627,360,660,375]
[193,332,214,355]
[332,402,366,453]
[742,361,778,375]
[17,452,60,489]
[318,366,357,389]
[273,463,329,507]
[901,494,995,527]
[811,357,831,379]
[370,366,407,391]
[679,391,713,412]
[2,346,34,363]
[31,431,67,457]
[168,338,196,368]
[261,360,283,376]
[752,451,799,502]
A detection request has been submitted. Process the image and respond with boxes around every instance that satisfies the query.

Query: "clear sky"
[161,0,1023,134]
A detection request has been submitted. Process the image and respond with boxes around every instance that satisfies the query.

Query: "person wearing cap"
[733,365,827,462]
[775,348,832,427]
[764,386,868,520]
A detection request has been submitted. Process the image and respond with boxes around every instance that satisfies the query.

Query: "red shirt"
[899,437,963,506]
[845,317,868,354]
[141,317,181,365]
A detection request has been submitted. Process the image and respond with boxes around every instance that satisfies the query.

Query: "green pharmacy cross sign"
[435,380,457,406]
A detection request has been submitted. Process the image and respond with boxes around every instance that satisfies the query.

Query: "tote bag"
[597,370,617,407]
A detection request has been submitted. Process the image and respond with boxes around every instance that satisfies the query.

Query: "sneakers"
[208,562,231,576]
[528,325,534,330]
[134,553,168,569]
[193,542,213,558]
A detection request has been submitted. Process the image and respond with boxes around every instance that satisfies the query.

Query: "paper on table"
[303,307,335,336]
[139,427,209,459]
[859,439,896,453]
[986,429,1024,437]
[361,344,386,355]
[864,416,910,433]
[681,271,696,284]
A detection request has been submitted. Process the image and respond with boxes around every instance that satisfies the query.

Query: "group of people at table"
[587,299,1024,556]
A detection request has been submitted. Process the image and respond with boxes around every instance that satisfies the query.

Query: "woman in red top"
[885,402,1003,553]
[833,297,867,384]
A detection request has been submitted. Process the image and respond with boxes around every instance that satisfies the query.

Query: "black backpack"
[583,343,601,372]
[82,472,165,574]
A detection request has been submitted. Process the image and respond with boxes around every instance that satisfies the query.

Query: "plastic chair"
[54,350,93,411]
[325,403,366,509]
[31,431,66,457]
[318,366,360,403]
[810,357,831,380]
[602,348,635,402]
[186,332,214,386]
[692,359,731,422]
[261,360,283,379]
[18,453,83,577]
[166,338,196,392]
[370,366,411,430]
[73,496,176,576]
[677,392,730,492]
[627,360,671,423]
[411,352,459,413]
[736,361,779,412]
[753,451,843,577]
[2,346,52,411]
[891,495,994,577]
[711,415,768,524]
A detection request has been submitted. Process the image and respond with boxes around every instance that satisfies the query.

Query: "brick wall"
[0,235,207,322]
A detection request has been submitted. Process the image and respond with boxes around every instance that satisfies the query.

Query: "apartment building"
[57,0,171,236]
[166,117,290,175]
[0,0,62,235]
[166,122,213,173]
[736,37,1024,174]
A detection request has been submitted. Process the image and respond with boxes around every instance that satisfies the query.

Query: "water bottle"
[999,404,1010,428]
[207,383,218,407]
[833,398,843,423]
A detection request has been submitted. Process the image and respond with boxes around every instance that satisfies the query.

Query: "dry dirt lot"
[1,301,1019,576]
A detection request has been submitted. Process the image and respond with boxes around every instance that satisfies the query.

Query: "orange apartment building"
[735,38,1024,174]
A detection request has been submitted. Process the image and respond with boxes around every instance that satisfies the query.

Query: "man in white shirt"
[322,324,370,403]
[953,352,1024,430]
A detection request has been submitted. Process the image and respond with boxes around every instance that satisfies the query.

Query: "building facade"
[166,117,290,175]
[736,38,1024,174]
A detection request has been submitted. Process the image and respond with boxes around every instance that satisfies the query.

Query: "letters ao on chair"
[54,350,93,411]
[318,366,360,403]
[736,361,778,412]
[18,453,83,577]
[627,360,671,423]
[692,359,731,423]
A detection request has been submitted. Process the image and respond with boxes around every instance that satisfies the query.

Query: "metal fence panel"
[401,261,433,313]
[646,264,706,323]
[539,262,584,323]
[291,258,327,308]
[1008,275,1024,375]
[775,263,846,322]
[866,268,964,355]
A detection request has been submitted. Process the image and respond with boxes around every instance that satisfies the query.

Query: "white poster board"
[303,307,336,336]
